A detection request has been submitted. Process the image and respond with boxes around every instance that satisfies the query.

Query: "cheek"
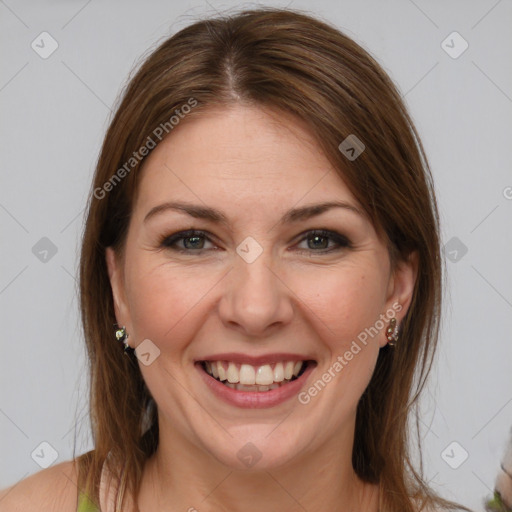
[292,264,386,399]
[124,258,218,349]
[293,266,385,419]
[291,264,387,345]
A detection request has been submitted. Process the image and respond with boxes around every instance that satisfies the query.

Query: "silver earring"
[386,318,399,346]
[114,324,130,354]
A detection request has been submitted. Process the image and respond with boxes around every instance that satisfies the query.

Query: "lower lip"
[196,362,316,409]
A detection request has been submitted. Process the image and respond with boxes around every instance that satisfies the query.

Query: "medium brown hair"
[78,7,470,511]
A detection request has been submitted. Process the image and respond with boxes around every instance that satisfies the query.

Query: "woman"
[0,7,472,512]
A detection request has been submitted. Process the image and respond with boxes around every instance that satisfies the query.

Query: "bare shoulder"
[0,459,79,512]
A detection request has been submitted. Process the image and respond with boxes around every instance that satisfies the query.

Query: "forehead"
[133,105,360,217]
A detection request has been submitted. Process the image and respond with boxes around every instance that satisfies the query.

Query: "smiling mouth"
[199,360,314,392]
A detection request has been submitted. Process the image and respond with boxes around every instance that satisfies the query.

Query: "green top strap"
[77,490,101,512]
[76,449,102,511]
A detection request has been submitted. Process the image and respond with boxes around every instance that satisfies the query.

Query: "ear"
[105,247,131,340]
[381,250,419,346]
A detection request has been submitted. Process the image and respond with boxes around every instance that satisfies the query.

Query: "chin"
[199,423,312,471]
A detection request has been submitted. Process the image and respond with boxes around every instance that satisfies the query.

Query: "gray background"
[1,1,511,510]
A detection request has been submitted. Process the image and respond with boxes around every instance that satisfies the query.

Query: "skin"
[106,104,418,511]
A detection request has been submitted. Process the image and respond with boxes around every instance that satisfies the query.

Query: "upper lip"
[195,352,315,366]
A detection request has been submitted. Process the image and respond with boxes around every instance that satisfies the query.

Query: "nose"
[218,248,294,338]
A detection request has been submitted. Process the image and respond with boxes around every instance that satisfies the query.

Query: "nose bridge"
[219,238,294,335]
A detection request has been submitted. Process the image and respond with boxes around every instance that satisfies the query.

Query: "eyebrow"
[143,200,364,226]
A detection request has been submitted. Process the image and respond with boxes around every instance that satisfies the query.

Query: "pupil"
[184,236,203,249]
[309,235,327,250]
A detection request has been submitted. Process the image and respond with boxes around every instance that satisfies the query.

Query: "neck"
[137,416,379,511]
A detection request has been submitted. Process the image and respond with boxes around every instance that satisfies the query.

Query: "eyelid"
[158,229,219,250]
[293,229,352,252]
[159,228,351,254]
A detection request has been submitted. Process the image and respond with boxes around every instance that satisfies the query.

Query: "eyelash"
[158,229,351,255]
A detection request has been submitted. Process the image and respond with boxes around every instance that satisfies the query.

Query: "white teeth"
[203,360,307,388]
[217,362,226,381]
[255,365,274,385]
[235,383,279,392]
[227,362,238,383]
[237,383,256,391]
[284,361,294,380]
[273,362,285,382]
[239,364,256,385]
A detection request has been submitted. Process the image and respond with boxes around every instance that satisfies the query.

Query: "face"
[106,104,417,471]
